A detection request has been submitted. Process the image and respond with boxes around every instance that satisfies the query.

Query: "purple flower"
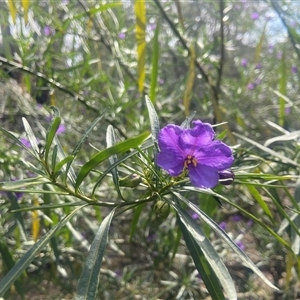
[44,25,55,36]
[231,214,242,222]
[291,66,298,74]
[118,32,125,39]
[241,58,248,67]
[219,221,227,231]
[236,240,245,251]
[192,212,198,220]
[277,51,282,59]
[57,124,66,135]
[285,106,291,115]
[255,62,262,69]
[247,220,253,227]
[251,12,259,20]
[19,137,31,148]
[156,120,234,188]
[247,83,255,90]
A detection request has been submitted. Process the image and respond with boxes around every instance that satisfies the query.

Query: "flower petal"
[188,164,220,188]
[194,141,233,170]
[179,120,215,149]
[156,124,186,176]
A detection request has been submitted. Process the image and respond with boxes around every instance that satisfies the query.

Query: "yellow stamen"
[184,155,198,169]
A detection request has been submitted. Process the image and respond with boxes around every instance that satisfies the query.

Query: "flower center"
[184,155,198,169]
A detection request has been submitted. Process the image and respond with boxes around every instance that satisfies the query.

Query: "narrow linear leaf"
[22,118,40,155]
[7,0,17,24]
[45,116,61,163]
[65,109,109,179]
[178,217,226,300]
[54,155,75,175]
[21,0,30,24]
[106,125,124,200]
[145,95,160,141]
[0,177,50,191]
[247,185,273,221]
[130,203,145,241]
[134,0,146,93]
[0,205,87,297]
[177,188,282,290]
[75,208,116,300]
[32,197,40,242]
[174,203,236,300]
[150,22,160,103]
[75,131,150,191]
[234,132,299,167]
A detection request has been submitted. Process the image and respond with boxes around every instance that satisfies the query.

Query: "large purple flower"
[156,120,234,188]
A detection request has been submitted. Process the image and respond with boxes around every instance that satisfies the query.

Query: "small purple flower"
[251,12,259,20]
[219,221,227,231]
[156,120,234,188]
[236,240,245,251]
[291,66,298,74]
[118,32,125,39]
[192,212,198,220]
[147,232,156,242]
[246,220,253,227]
[44,25,55,37]
[57,124,66,135]
[241,58,248,67]
[268,44,274,53]
[19,137,31,148]
[255,62,262,69]
[231,214,242,222]
[277,51,282,59]
[247,83,255,90]
[285,106,291,115]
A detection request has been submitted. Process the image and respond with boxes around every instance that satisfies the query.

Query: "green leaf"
[130,203,145,241]
[22,117,40,156]
[134,0,146,92]
[145,95,160,142]
[11,201,86,212]
[0,177,50,191]
[247,185,273,221]
[75,131,150,191]
[91,138,154,196]
[233,133,299,167]
[177,188,283,290]
[180,111,196,129]
[0,205,87,297]
[51,145,58,173]
[75,208,116,300]
[150,21,160,103]
[65,109,109,181]
[54,155,75,176]
[106,125,123,200]
[174,202,235,300]
[45,116,61,163]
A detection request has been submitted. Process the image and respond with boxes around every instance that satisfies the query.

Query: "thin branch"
[0,56,128,139]
[271,1,300,62]
[216,0,225,93]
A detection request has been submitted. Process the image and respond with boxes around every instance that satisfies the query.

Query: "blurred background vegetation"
[0,0,300,299]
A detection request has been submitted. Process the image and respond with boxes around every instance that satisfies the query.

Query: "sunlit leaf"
[150,22,160,103]
[7,0,17,24]
[32,196,40,242]
[21,0,30,24]
[75,208,116,300]
[134,0,146,93]
[0,205,87,297]
[75,131,150,191]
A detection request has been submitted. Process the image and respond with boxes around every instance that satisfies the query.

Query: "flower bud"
[119,174,142,188]
[218,170,235,185]
[154,200,170,219]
